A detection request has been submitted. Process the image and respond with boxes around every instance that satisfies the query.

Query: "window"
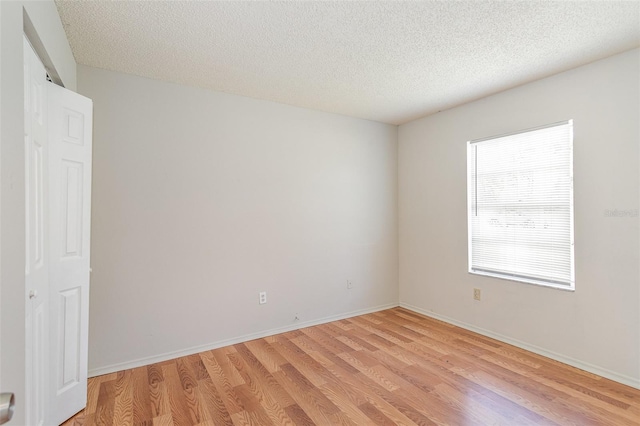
[467,121,574,290]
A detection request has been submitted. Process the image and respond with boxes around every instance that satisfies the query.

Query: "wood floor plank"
[228,345,296,425]
[62,307,640,426]
[291,333,361,375]
[347,364,459,425]
[234,343,298,410]
[131,366,153,425]
[196,377,234,426]
[243,338,288,373]
[175,357,209,424]
[420,362,548,424]
[187,354,211,381]
[152,413,174,426]
[303,352,370,408]
[301,325,355,354]
[478,350,636,421]
[282,403,315,425]
[432,380,517,425]
[112,370,134,426]
[310,352,427,425]
[199,351,245,416]
[148,368,172,419]
[338,351,400,392]
[317,381,377,425]
[271,336,330,388]
[162,363,197,426]
[231,384,275,425]
[93,379,116,426]
[358,401,400,426]
[274,362,340,422]
[84,373,109,418]
[453,366,598,425]
[210,350,245,387]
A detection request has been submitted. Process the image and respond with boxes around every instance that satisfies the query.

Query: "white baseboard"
[400,302,640,390]
[88,302,398,377]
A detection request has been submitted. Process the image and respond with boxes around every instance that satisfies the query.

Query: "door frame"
[0,0,3,397]
[0,3,28,424]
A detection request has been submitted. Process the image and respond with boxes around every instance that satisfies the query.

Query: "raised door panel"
[57,288,81,392]
[61,160,84,259]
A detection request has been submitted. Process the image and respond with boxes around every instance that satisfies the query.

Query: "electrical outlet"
[347,280,353,289]
[473,288,481,301]
[259,291,267,304]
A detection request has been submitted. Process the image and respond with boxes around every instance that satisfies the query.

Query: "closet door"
[24,35,49,426]
[47,81,93,425]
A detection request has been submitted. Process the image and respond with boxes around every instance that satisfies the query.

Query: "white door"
[24,35,49,426]
[47,81,93,425]
[24,35,93,425]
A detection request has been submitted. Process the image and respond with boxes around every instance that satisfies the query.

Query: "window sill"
[469,269,575,291]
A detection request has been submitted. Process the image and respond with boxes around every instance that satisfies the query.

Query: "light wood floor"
[63,307,640,425]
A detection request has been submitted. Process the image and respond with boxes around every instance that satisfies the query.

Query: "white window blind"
[467,120,574,290]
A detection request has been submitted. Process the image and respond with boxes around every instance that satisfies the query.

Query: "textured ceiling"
[56,1,640,125]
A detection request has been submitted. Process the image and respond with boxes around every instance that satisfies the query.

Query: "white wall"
[399,49,640,387]
[0,1,75,423]
[77,65,399,375]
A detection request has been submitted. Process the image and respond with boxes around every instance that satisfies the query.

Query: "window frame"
[466,120,575,291]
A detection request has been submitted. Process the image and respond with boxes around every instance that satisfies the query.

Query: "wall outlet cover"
[473,288,481,301]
